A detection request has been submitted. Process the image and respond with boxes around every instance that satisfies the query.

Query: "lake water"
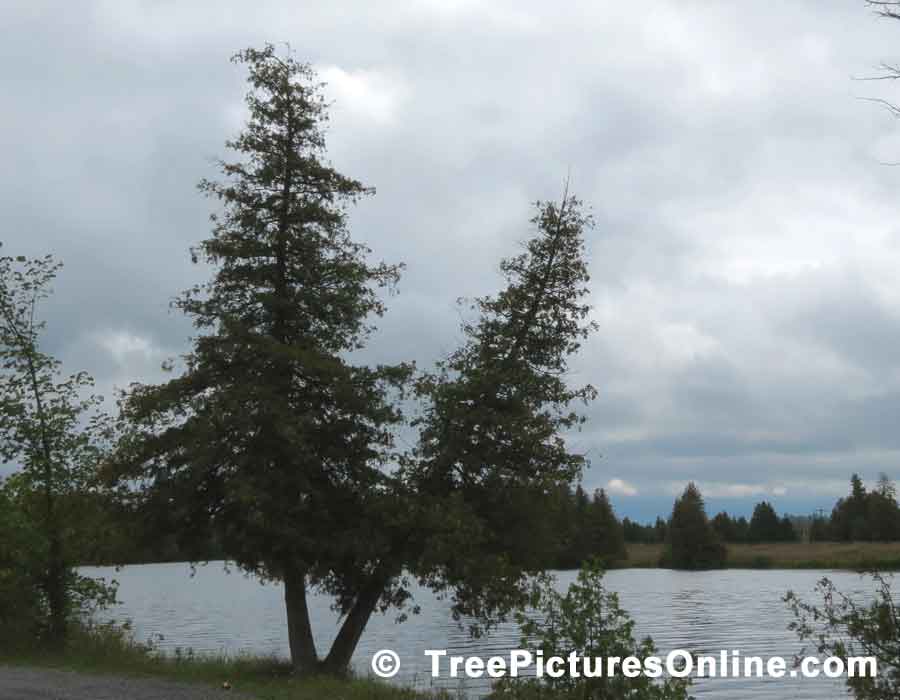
[80,562,874,699]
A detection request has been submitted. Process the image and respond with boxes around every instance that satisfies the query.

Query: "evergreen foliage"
[109,46,412,674]
[829,473,900,542]
[406,191,599,636]
[107,46,600,673]
[662,483,726,570]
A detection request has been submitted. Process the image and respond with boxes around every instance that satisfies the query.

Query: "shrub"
[0,482,46,649]
[0,478,117,649]
[786,572,900,699]
[491,559,689,700]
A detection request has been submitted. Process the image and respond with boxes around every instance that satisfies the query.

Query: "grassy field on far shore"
[624,541,900,570]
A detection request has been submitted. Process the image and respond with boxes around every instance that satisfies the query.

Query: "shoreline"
[79,542,900,572]
[619,542,900,570]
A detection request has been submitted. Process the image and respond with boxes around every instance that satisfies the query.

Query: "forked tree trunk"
[284,567,319,674]
[284,565,394,676]
[322,568,392,674]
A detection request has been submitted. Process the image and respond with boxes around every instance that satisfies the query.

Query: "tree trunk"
[322,568,392,674]
[44,533,67,647]
[25,348,68,647]
[284,567,319,674]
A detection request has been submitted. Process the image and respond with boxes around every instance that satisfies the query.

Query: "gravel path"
[0,666,256,700]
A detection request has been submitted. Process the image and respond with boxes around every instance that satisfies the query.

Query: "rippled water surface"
[81,563,874,698]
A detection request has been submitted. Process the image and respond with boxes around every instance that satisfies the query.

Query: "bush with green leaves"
[0,252,117,647]
[491,560,689,700]
[0,476,117,650]
[0,477,44,647]
[786,572,900,700]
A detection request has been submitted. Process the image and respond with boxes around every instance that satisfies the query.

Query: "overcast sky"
[4,1,900,520]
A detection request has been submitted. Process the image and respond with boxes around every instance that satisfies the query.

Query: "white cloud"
[5,0,900,515]
[606,478,638,497]
[95,330,160,365]
[319,66,409,127]
[666,482,790,499]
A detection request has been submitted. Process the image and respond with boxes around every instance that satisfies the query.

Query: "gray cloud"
[3,0,900,517]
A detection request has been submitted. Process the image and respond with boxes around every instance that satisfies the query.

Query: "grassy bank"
[624,541,900,569]
[0,622,451,700]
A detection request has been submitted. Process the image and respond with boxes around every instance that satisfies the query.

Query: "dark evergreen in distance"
[587,488,627,563]
[746,501,797,543]
[825,472,900,542]
[663,482,726,569]
[710,511,749,543]
[553,485,627,568]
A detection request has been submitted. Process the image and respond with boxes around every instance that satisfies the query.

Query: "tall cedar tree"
[0,253,115,646]
[111,46,411,674]
[407,193,598,631]
[313,196,598,666]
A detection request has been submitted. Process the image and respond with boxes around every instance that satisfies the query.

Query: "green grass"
[0,621,455,700]
[623,541,900,570]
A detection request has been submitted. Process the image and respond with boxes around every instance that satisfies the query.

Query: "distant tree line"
[82,471,900,570]
[553,473,900,571]
[72,470,900,572]
[548,481,794,570]
[711,502,798,543]
[621,499,799,545]
[809,473,900,542]
[621,473,900,549]
[550,485,627,568]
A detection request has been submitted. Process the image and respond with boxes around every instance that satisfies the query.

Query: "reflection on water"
[80,562,870,699]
